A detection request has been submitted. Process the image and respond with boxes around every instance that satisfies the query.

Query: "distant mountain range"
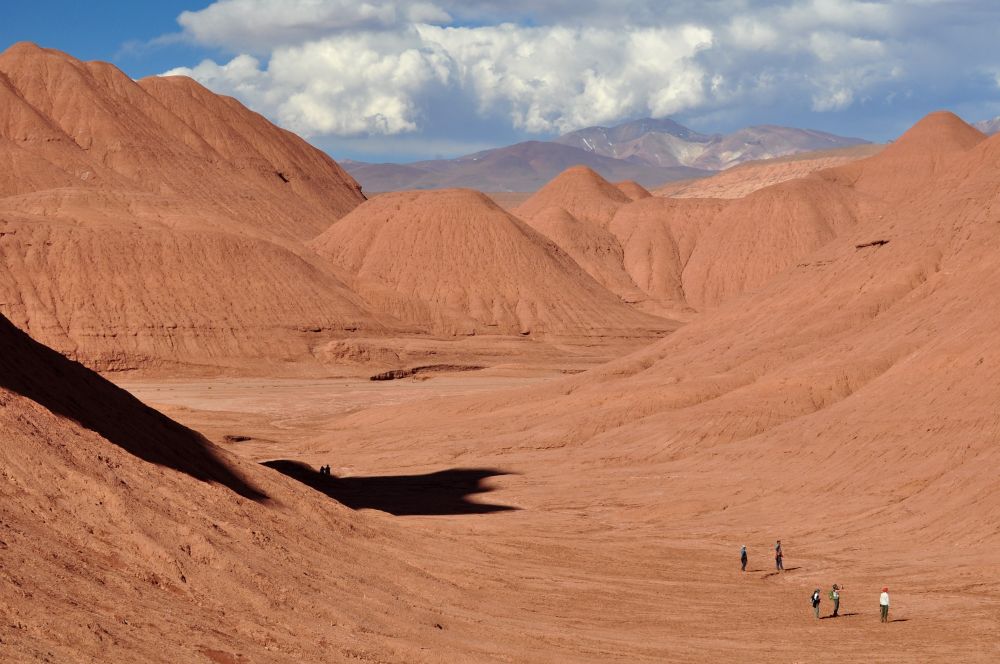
[343,118,870,193]
[975,116,1000,134]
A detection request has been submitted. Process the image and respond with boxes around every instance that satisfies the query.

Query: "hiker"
[741,545,748,572]
[830,584,841,617]
[775,540,784,571]
[880,587,890,623]
[811,588,821,619]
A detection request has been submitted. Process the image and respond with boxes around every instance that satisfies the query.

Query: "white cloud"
[726,17,781,50]
[808,32,885,63]
[177,0,451,51]
[780,0,895,33]
[812,87,854,111]
[417,24,712,133]
[162,0,1000,142]
[166,17,713,136]
[165,30,452,136]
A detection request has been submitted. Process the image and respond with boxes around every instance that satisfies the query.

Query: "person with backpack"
[740,545,748,572]
[830,584,841,617]
[880,587,890,623]
[811,588,821,618]
[775,540,784,571]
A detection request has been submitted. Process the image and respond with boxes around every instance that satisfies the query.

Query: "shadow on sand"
[761,567,802,579]
[821,612,859,619]
[262,460,517,516]
[0,315,266,501]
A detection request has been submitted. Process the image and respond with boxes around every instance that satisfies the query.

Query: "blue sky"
[0,2,218,77]
[4,1,1000,162]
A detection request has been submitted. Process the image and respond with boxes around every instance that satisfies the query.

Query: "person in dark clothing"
[811,588,821,619]
[775,540,784,571]
[740,545,748,572]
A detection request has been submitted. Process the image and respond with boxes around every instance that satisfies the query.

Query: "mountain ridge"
[344,117,870,193]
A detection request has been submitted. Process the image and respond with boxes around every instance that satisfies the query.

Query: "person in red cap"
[879,587,890,622]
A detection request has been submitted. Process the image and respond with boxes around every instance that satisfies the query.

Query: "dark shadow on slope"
[0,315,266,501]
[261,460,517,516]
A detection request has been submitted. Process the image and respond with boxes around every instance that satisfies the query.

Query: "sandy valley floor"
[114,372,1000,663]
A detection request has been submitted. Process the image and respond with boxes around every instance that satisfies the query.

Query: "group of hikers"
[318,464,332,475]
[740,541,892,622]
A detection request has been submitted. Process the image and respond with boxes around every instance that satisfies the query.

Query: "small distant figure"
[740,545,748,572]
[830,584,841,617]
[880,587,890,623]
[319,465,331,476]
[811,588,821,619]
[775,540,784,571]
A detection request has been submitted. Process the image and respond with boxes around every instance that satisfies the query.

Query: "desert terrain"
[2,43,999,663]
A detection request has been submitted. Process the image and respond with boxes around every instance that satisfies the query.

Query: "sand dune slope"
[545,115,987,314]
[514,168,659,309]
[0,42,363,241]
[515,165,632,227]
[311,189,674,338]
[608,197,728,315]
[614,180,653,201]
[273,118,1000,661]
[332,120,1000,551]
[521,164,864,315]
[0,221,384,370]
[680,176,867,309]
[521,205,650,305]
[655,144,882,199]
[829,111,985,201]
[0,43,395,370]
[0,313,558,663]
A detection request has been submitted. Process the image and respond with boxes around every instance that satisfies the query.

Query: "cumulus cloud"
[166,19,713,136]
[161,0,1000,147]
[417,24,712,133]
[165,29,452,135]
[178,0,451,51]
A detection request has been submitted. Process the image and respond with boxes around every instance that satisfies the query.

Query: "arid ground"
[111,371,999,663]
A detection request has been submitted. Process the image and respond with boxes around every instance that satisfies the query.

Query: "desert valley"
[1,33,999,664]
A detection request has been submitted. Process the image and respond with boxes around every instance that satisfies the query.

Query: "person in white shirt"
[879,587,890,622]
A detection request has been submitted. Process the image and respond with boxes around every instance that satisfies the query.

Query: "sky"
[3,1,1000,162]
